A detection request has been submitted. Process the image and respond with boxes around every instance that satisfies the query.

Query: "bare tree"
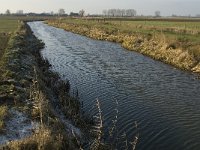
[102,10,107,16]
[121,9,126,17]
[50,11,54,16]
[16,10,23,15]
[107,9,112,16]
[79,9,85,17]
[126,9,137,17]
[155,11,161,17]
[103,9,137,17]
[5,9,11,15]
[58,8,65,16]
[116,9,121,16]
[131,9,137,16]
[171,14,177,17]
[110,9,116,17]
[196,14,200,17]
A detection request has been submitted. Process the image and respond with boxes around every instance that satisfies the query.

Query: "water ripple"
[29,22,200,150]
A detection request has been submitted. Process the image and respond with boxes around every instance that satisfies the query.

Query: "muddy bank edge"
[47,20,200,74]
[0,21,87,149]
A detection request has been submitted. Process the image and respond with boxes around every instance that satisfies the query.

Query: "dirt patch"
[0,108,38,145]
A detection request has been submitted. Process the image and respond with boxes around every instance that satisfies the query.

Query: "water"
[28,22,200,150]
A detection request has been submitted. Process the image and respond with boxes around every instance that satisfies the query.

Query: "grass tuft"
[0,105,8,132]
[46,18,200,73]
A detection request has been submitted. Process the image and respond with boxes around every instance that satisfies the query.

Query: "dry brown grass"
[3,67,79,150]
[0,22,81,149]
[47,18,200,73]
[0,106,8,132]
[4,125,76,150]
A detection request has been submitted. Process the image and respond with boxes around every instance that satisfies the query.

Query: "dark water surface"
[28,22,200,150]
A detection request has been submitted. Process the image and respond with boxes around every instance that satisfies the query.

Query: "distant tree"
[121,9,126,17]
[134,9,137,16]
[125,9,130,16]
[131,9,137,16]
[171,14,177,17]
[5,9,11,15]
[110,9,116,17]
[16,10,23,15]
[116,9,121,16]
[79,9,85,17]
[126,9,137,17]
[196,14,200,17]
[107,9,112,16]
[155,11,161,17]
[104,9,137,17]
[50,11,54,16]
[58,8,65,16]
[69,12,79,17]
[102,10,107,16]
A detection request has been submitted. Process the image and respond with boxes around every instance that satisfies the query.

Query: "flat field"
[0,15,51,58]
[0,17,19,33]
[59,17,200,41]
[0,17,19,58]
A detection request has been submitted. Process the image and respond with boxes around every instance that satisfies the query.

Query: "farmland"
[0,16,200,149]
[0,18,19,33]
[0,18,19,58]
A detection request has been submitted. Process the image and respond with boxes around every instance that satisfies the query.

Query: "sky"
[0,0,199,16]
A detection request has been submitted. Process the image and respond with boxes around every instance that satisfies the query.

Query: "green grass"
[0,18,21,132]
[0,19,83,149]
[0,34,10,57]
[0,17,20,58]
[59,18,200,41]
[0,18,19,33]
[0,15,53,56]
[122,20,200,30]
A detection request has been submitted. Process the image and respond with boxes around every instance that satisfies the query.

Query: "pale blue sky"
[0,0,199,16]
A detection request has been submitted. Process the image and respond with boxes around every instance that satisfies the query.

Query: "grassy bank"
[0,17,127,150]
[0,18,20,133]
[0,18,86,149]
[0,16,49,58]
[0,18,19,58]
[47,18,200,73]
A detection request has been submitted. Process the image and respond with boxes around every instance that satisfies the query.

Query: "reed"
[109,100,118,137]
[89,99,139,150]
[0,105,8,132]
[90,99,103,149]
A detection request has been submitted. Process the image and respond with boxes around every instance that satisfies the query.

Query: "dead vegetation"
[0,106,8,132]
[0,22,84,149]
[47,18,200,73]
[88,99,139,150]
[0,19,140,149]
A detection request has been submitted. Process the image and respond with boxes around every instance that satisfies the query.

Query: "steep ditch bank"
[47,19,200,73]
[0,22,87,149]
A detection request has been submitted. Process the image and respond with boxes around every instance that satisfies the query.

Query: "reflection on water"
[29,22,200,150]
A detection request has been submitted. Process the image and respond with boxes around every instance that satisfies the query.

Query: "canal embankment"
[0,21,86,149]
[47,18,200,73]
[29,21,200,150]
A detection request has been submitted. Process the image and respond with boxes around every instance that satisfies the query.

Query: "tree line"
[102,9,137,17]
[2,8,200,18]
[2,9,85,17]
